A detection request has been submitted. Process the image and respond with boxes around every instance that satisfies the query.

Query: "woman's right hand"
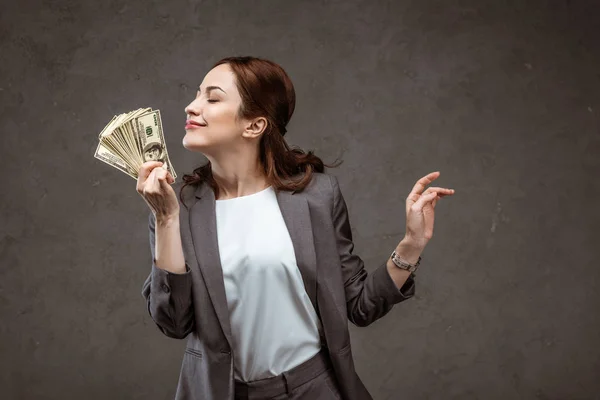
[136,161,179,220]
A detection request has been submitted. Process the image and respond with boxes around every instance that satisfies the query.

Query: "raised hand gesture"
[405,171,455,249]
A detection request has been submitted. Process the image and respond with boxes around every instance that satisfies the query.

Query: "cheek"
[206,105,237,125]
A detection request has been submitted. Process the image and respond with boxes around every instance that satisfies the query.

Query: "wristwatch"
[390,250,421,274]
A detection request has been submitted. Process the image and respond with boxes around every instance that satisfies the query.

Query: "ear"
[242,116,268,139]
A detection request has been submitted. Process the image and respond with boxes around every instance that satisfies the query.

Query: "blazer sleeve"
[329,174,416,327]
[141,212,195,339]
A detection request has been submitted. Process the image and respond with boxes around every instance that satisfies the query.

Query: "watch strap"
[391,250,421,274]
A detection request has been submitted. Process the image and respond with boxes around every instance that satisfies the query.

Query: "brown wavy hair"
[179,56,343,208]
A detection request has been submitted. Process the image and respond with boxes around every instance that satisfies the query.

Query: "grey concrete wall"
[1,0,599,399]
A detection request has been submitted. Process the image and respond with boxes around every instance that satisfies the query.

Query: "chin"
[183,136,210,153]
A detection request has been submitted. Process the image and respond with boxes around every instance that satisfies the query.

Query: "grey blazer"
[142,172,416,400]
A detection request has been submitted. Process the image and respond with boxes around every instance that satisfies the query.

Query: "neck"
[207,153,268,200]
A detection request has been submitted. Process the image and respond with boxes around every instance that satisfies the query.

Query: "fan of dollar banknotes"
[94,108,177,180]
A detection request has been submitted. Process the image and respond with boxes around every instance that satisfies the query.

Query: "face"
[145,148,161,160]
[183,63,248,154]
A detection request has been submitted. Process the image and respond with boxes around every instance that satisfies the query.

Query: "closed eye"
[207,99,218,103]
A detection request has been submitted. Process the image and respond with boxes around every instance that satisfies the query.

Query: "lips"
[186,120,205,126]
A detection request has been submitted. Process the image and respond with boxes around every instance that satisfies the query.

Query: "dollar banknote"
[94,108,177,181]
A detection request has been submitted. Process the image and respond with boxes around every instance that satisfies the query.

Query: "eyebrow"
[198,85,226,94]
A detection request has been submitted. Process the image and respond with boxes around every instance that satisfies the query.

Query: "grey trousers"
[234,346,343,400]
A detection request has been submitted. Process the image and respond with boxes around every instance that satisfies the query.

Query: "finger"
[156,167,177,189]
[150,166,161,191]
[409,186,453,209]
[160,168,174,184]
[138,161,165,182]
[406,171,440,207]
[155,162,175,184]
[143,166,159,194]
[433,190,452,203]
[155,166,169,182]
[137,161,165,191]
[411,191,438,212]
[158,172,173,193]
[424,187,455,198]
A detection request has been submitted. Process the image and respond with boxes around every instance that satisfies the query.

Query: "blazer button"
[161,284,170,293]
[221,349,231,355]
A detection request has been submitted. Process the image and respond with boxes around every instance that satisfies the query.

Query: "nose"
[184,105,197,117]
[184,99,201,117]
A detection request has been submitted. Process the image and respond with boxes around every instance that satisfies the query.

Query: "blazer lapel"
[189,180,318,352]
[277,188,318,314]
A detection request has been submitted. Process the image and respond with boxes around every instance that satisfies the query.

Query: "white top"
[215,185,323,382]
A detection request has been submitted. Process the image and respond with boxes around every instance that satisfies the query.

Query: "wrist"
[155,213,180,226]
[395,237,424,265]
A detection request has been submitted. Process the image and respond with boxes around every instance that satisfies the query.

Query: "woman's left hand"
[405,171,455,249]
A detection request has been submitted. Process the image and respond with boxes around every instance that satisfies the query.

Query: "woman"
[136,56,454,400]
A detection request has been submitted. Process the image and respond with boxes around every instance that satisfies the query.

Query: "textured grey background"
[1,0,599,399]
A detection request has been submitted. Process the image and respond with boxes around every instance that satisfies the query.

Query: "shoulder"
[292,172,344,213]
[308,171,336,188]
[292,171,339,195]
